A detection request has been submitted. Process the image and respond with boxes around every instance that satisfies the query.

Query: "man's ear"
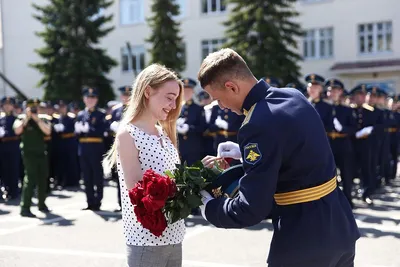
[224,81,240,94]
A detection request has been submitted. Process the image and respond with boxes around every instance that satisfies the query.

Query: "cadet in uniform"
[75,87,107,211]
[324,79,357,208]
[177,78,206,165]
[198,48,359,266]
[389,95,400,181]
[52,100,80,187]
[349,85,376,205]
[14,98,52,217]
[108,85,132,212]
[305,74,333,130]
[199,91,216,158]
[366,86,385,189]
[0,97,20,200]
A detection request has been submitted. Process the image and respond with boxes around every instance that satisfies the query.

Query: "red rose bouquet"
[128,161,223,237]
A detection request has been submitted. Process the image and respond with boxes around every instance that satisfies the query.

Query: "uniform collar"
[85,107,96,112]
[241,79,269,116]
[308,97,320,103]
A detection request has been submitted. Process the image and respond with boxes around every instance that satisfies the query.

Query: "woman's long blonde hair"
[102,64,184,176]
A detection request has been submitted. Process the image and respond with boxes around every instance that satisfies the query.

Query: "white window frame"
[201,0,226,15]
[201,39,227,60]
[121,45,146,74]
[120,0,144,25]
[358,21,392,55]
[303,27,334,60]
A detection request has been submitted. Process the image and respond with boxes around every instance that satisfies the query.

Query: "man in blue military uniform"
[52,100,80,187]
[349,85,376,205]
[197,48,359,266]
[324,78,357,208]
[75,87,107,211]
[199,91,217,158]
[108,85,131,212]
[366,86,385,190]
[388,95,400,181]
[0,97,20,200]
[305,73,333,130]
[177,78,206,165]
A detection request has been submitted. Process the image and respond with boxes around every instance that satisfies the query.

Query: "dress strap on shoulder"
[125,123,144,150]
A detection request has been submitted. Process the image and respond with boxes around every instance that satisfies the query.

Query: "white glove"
[199,190,214,221]
[81,122,90,133]
[0,127,5,138]
[215,116,228,130]
[333,117,343,132]
[176,118,186,126]
[177,123,189,134]
[74,121,83,133]
[355,126,373,139]
[54,123,65,132]
[110,121,120,133]
[217,141,242,160]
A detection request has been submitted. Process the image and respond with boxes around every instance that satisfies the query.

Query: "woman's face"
[147,80,180,121]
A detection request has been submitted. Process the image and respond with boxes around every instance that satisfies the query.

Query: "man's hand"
[215,116,228,130]
[176,118,186,126]
[217,141,242,160]
[74,121,83,133]
[177,123,189,134]
[0,127,5,138]
[54,123,65,132]
[81,122,90,133]
[333,117,343,132]
[110,121,120,133]
[199,190,214,221]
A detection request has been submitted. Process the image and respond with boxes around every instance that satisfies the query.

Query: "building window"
[121,45,145,74]
[201,39,227,59]
[303,27,333,59]
[201,0,226,14]
[358,21,392,54]
[120,0,144,25]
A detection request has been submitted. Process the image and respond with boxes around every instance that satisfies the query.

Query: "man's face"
[120,94,130,105]
[327,87,342,102]
[353,92,366,105]
[307,83,322,99]
[204,82,242,114]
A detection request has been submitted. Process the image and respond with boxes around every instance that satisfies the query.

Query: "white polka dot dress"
[116,123,186,246]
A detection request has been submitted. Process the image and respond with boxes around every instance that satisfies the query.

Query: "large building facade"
[0,0,399,98]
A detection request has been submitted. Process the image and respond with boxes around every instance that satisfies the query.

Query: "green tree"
[146,0,185,73]
[224,0,303,84]
[31,0,117,106]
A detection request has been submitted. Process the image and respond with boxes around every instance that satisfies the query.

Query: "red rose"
[143,169,158,190]
[166,178,177,198]
[128,182,145,207]
[147,177,170,201]
[142,195,166,212]
[134,206,167,237]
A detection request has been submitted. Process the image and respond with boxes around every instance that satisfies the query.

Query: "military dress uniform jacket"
[205,80,360,265]
[309,98,332,130]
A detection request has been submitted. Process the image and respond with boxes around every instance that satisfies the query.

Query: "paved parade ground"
[1,180,400,267]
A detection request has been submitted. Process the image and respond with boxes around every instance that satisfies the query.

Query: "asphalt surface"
[1,179,399,267]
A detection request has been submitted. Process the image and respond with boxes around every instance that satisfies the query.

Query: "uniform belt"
[44,136,51,141]
[79,137,103,143]
[217,130,237,137]
[326,132,347,139]
[61,133,75,139]
[387,128,398,133]
[0,136,20,142]
[274,176,337,206]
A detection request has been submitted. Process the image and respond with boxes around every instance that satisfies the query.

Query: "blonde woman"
[103,64,185,267]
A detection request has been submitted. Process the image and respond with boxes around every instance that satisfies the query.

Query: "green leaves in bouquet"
[163,160,220,224]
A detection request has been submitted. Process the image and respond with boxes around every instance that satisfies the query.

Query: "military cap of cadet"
[262,76,281,87]
[198,91,210,101]
[205,164,244,199]
[1,96,16,105]
[181,78,197,89]
[324,78,344,90]
[349,84,368,95]
[53,100,67,109]
[82,86,99,97]
[68,101,80,110]
[107,100,119,108]
[305,73,325,85]
[367,85,387,97]
[118,85,132,95]
[25,98,41,108]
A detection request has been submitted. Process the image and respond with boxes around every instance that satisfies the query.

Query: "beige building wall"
[0,0,399,98]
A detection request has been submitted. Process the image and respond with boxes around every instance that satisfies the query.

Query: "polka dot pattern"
[117,123,186,246]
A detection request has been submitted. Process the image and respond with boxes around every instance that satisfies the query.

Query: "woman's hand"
[201,155,230,170]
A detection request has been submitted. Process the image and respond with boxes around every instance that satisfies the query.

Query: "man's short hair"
[197,48,253,89]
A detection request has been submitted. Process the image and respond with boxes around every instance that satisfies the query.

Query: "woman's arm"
[116,129,142,190]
